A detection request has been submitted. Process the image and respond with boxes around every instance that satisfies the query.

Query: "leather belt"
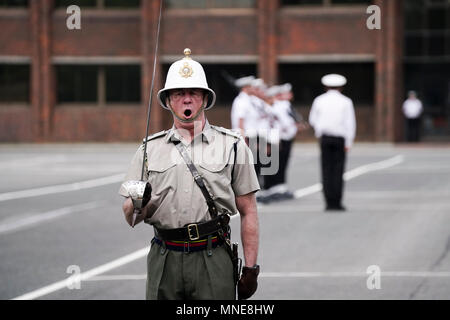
[155,214,230,242]
[152,236,222,253]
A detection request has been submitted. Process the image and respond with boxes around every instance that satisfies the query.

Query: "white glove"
[121,180,152,210]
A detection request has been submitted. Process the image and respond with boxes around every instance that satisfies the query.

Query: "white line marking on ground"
[0,201,104,235]
[0,155,67,169]
[84,275,147,281]
[11,155,405,299]
[293,155,404,199]
[293,183,322,199]
[342,155,404,181]
[260,271,450,278]
[11,246,150,300]
[0,173,125,202]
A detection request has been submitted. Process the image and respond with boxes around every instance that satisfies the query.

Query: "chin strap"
[168,99,207,123]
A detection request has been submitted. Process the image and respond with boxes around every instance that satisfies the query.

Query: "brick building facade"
[0,0,422,143]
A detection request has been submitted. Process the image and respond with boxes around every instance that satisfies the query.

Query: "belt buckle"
[187,223,200,241]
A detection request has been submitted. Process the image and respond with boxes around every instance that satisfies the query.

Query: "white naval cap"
[235,75,255,88]
[321,74,347,87]
[251,78,267,90]
[266,85,282,97]
[279,83,292,93]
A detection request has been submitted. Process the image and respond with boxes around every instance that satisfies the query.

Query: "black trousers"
[246,135,268,189]
[320,135,346,208]
[265,139,293,189]
[406,118,421,142]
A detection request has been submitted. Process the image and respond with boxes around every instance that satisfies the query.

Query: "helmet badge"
[179,62,193,78]
[179,48,194,78]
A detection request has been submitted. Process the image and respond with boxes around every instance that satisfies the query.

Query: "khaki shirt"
[119,121,260,229]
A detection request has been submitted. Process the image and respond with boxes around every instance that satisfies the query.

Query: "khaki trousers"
[146,241,235,300]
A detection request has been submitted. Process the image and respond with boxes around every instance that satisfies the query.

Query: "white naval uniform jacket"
[402,98,423,119]
[272,100,298,141]
[231,91,252,130]
[309,89,356,148]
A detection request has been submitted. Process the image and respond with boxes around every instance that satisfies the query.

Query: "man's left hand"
[238,265,260,300]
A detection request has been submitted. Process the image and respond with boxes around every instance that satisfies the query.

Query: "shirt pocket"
[147,161,177,196]
[198,162,231,196]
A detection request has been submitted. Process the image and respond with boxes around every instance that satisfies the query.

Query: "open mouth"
[183,109,192,118]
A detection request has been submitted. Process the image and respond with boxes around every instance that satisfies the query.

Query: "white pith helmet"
[157,48,216,110]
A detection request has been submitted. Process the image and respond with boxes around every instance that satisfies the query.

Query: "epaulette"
[211,125,242,139]
[142,130,167,143]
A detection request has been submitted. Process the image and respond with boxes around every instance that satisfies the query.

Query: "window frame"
[281,0,372,7]
[0,0,28,8]
[53,0,141,10]
[0,61,31,106]
[164,0,256,9]
[54,61,142,107]
[404,0,450,60]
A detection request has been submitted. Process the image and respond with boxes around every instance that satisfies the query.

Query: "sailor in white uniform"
[244,78,272,189]
[231,75,255,136]
[402,90,423,142]
[262,84,301,200]
[309,74,356,211]
[248,78,271,139]
[258,85,281,196]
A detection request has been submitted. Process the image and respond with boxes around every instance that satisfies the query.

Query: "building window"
[103,0,140,8]
[331,0,371,4]
[105,65,141,103]
[54,0,96,8]
[279,63,374,106]
[0,0,28,7]
[0,64,30,103]
[165,0,255,9]
[54,0,140,9]
[57,66,97,103]
[404,63,450,137]
[405,0,449,58]
[281,0,371,6]
[205,64,258,106]
[162,63,257,106]
[56,65,141,105]
[404,0,450,138]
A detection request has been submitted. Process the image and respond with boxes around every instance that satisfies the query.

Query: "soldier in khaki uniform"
[119,49,260,300]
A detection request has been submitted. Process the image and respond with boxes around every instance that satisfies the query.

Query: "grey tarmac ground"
[1,142,450,300]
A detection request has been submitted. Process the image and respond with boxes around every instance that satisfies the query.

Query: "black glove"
[238,264,260,300]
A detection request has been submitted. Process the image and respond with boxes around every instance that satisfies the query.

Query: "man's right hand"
[121,180,152,210]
